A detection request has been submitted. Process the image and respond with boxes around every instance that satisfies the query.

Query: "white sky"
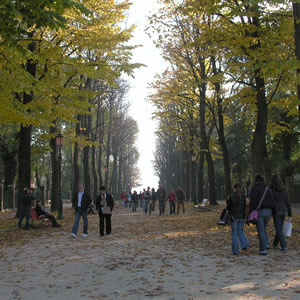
[126,0,166,190]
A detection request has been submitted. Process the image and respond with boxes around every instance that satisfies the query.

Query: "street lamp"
[56,133,64,219]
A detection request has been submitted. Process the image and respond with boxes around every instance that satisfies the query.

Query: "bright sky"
[126,0,166,190]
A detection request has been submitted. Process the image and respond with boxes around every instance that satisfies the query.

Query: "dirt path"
[0,204,300,299]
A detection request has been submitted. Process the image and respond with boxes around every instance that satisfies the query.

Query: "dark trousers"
[18,206,31,229]
[99,212,112,236]
[44,213,58,227]
[169,202,176,215]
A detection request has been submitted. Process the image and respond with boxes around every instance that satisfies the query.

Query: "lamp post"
[56,133,64,219]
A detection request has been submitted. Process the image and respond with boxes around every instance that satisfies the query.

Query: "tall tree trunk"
[197,151,205,203]
[206,151,217,205]
[17,124,32,216]
[83,115,91,193]
[211,55,231,197]
[16,34,36,217]
[92,145,99,201]
[251,70,268,176]
[50,126,58,212]
[199,60,217,205]
[105,99,113,187]
[73,116,81,197]
[190,153,197,204]
[293,2,300,121]
[185,154,191,201]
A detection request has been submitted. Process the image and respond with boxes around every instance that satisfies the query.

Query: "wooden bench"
[31,208,51,226]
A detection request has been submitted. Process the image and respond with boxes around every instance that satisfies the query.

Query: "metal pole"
[58,146,63,219]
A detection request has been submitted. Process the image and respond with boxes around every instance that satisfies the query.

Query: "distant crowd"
[119,184,186,215]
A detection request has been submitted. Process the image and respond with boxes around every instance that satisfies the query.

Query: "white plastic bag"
[283,221,292,237]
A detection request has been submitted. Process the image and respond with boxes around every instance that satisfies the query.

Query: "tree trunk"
[197,151,205,203]
[73,116,81,197]
[92,145,99,201]
[293,2,300,121]
[105,99,113,187]
[50,126,58,212]
[211,55,231,197]
[185,156,191,201]
[206,151,217,205]
[190,155,197,204]
[16,124,32,217]
[16,34,36,217]
[251,70,268,176]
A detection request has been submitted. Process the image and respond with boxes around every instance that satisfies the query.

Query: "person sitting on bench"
[35,201,61,228]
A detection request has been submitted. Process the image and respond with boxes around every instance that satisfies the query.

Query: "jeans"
[72,209,88,235]
[132,202,137,212]
[231,219,250,254]
[273,210,287,249]
[256,208,272,254]
[18,206,31,229]
[169,202,176,215]
[144,200,152,214]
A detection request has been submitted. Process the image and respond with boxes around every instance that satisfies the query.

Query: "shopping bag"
[282,221,292,237]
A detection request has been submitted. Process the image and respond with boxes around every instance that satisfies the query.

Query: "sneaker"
[71,233,77,238]
[259,251,268,255]
[272,244,278,250]
[82,233,88,237]
[280,248,288,252]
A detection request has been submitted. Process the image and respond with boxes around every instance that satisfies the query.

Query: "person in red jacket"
[168,188,176,215]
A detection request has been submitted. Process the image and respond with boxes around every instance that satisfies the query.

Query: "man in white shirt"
[71,184,92,238]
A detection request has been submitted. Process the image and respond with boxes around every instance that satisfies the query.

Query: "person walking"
[270,174,292,252]
[132,190,138,212]
[168,188,176,215]
[96,186,114,237]
[226,183,250,255]
[18,187,35,230]
[249,174,276,255]
[157,184,166,215]
[151,188,157,212]
[144,187,152,214]
[176,186,186,214]
[71,184,92,238]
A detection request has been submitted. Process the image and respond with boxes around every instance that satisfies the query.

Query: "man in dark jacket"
[35,200,61,228]
[71,184,92,238]
[176,186,186,214]
[18,187,35,230]
[157,184,166,215]
[95,186,114,237]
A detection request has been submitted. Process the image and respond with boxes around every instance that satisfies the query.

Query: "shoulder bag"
[247,186,268,224]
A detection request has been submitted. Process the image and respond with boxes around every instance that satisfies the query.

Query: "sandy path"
[0,205,299,300]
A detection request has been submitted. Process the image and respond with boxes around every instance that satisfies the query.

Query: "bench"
[31,208,51,226]
[194,199,211,211]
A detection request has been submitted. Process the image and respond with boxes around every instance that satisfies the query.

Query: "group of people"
[120,184,186,215]
[18,187,61,229]
[18,173,293,256]
[226,174,292,256]
[71,184,114,238]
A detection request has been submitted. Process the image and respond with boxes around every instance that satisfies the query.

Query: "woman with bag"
[226,183,250,255]
[249,174,276,255]
[270,174,292,252]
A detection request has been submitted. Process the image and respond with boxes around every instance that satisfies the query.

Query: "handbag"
[282,221,292,237]
[247,186,268,224]
[102,206,111,214]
